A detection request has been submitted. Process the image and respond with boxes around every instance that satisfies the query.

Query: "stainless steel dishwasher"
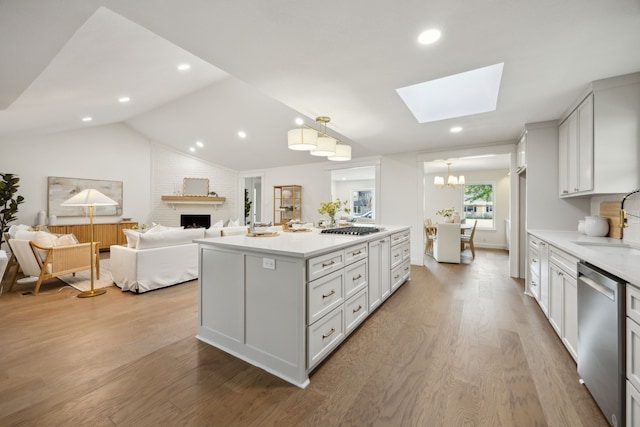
[577,262,626,427]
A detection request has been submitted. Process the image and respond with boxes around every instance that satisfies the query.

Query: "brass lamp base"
[77,288,107,298]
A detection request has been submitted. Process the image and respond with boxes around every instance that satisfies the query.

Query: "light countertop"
[195,225,409,259]
[528,230,640,285]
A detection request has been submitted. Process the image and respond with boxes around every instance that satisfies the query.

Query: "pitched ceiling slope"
[1,0,640,170]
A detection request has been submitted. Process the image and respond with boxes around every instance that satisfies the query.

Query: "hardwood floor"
[0,249,607,426]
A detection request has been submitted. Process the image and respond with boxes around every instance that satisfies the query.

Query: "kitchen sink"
[572,241,640,256]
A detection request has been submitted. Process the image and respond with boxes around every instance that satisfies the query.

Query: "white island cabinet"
[195,226,410,388]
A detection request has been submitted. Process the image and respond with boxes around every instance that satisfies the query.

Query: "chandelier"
[287,116,351,161]
[434,162,465,188]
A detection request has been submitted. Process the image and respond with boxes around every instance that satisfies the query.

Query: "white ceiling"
[1,1,639,171]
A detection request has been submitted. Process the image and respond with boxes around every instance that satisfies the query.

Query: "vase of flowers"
[318,198,350,228]
[436,207,455,223]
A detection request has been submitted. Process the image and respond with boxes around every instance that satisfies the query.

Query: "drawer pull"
[353,305,362,314]
[352,250,362,256]
[322,289,335,299]
[558,271,564,277]
[322,328,335,339]
[352,274,362,281]
[322,260,335,268]
[394,254,400,258]
[394,274,400,280]
[379,240,386,243]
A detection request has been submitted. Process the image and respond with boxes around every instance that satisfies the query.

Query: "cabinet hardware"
[353,305,362,313]
[379,240,386,243]
[394,254,400,258]
[322,260,335,268]
[532,281,537,286]
[352,274,362,281]
[558,271,564,276]
[394,274,400,280]
[352,250,362,256]
[322,289,335,299]
[322,328,335,339]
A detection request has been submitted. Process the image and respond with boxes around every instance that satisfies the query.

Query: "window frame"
[462,182,496,231]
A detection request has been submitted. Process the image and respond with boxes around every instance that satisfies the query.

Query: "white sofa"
[110,226,248,293]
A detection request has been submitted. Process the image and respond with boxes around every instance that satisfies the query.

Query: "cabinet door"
[380,238,391,301]
[627,317,640,392]
[368,240,382,311]
[628,380,640,427]
[558,119,570,196]
[577,93,594,193]
[548,263,564,338]
[562,274,578,361]
[538,241,549,317]
[566,112,579,194]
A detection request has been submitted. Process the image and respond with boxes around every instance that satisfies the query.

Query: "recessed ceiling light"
[396,62,504,123]
[177,63,191,71]
[189,147,196,152]
[195,141,204,148]
[118,96,130,103]
[450,126,463,133]
[82,116,92,122]
[295,118,304,126]
[238,131,247,139]
[418,29,441,45]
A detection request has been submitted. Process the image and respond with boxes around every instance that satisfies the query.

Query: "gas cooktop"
[320,226,381,236]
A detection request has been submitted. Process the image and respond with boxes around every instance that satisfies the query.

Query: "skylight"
[396,63,504,123]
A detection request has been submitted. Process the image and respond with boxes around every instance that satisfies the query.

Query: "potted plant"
[436,207,455,223]
[0,173,25,247]
[318,198,350,227]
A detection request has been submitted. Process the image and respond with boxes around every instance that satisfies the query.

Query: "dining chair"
[461,220,478,259]
[424,219,436,254]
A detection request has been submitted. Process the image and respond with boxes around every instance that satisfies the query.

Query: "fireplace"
[180,214,211,229]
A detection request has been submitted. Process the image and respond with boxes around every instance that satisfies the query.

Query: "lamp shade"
[288,128,318,151]
[458,176,465,185]
[310,136,337,156]
[434,176,444,186]
[61,189,118,206]
[328,144,351,161]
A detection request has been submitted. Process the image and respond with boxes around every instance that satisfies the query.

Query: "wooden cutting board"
[600,201,623,239]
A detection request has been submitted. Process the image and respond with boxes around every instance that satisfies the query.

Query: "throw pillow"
[123,229,140,248]
[53,234,78,246]
[227,218,240,227]
[211,219,224,228]
[33,231,57,261]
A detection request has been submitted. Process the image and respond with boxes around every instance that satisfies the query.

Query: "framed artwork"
[48,176,123,217]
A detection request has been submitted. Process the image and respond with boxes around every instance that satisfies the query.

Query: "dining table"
[425,222,472,235]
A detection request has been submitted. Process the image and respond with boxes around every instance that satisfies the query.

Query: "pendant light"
[288,116,351,161]
[434,162,465,188]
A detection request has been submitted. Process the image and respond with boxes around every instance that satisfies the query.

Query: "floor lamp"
[61,189,118,298]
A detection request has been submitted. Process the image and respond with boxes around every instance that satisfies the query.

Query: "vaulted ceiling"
[1,0,639,171]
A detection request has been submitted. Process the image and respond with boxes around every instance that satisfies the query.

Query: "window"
[463,183,494,229]
[351,189,374,219]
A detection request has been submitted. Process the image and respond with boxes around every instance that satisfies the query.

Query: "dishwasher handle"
[579,274,615,301]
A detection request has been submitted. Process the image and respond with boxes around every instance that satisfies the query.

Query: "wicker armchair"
[7,239,99,295]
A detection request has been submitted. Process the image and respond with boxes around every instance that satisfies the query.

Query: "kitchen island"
[194,225,411,388]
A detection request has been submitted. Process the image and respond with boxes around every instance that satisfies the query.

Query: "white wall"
[150,144,238,227]
[0,123,151,230]
[424,168,511,249]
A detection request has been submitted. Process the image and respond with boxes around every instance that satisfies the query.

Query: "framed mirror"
[183,178,209,196]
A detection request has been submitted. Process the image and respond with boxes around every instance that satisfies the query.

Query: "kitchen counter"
[193,225,408,258]
[528,230,640,285]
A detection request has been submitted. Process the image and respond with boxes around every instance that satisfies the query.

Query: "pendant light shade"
[288,128,318,151]
[310,136,337,156]
[328,144,351,161]
[434,162,464,188]
[288,116,351,160]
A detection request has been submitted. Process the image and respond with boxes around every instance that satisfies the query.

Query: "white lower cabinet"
[562,273,578,361]
[368,236,390,310]
[627,380,640,427]
[532,235,579,362]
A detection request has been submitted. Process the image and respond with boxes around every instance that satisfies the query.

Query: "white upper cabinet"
[558,72,640,197]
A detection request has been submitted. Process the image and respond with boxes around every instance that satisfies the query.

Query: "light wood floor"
[0,249,607,426]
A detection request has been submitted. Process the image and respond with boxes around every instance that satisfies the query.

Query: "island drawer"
[628,284,640,326]
[345,288,368,335]
[391,260,410,291]
[344,242,368,266]
[308,306,344,369]
[391,244,403,269]
[307,249,345,282]
[549,246,579,278]
[308,269,344,325]
[402,241,410,261]
[390,230,409,246]
[344,258,368,299]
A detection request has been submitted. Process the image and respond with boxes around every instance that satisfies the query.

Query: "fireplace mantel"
[161,195,225,209]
